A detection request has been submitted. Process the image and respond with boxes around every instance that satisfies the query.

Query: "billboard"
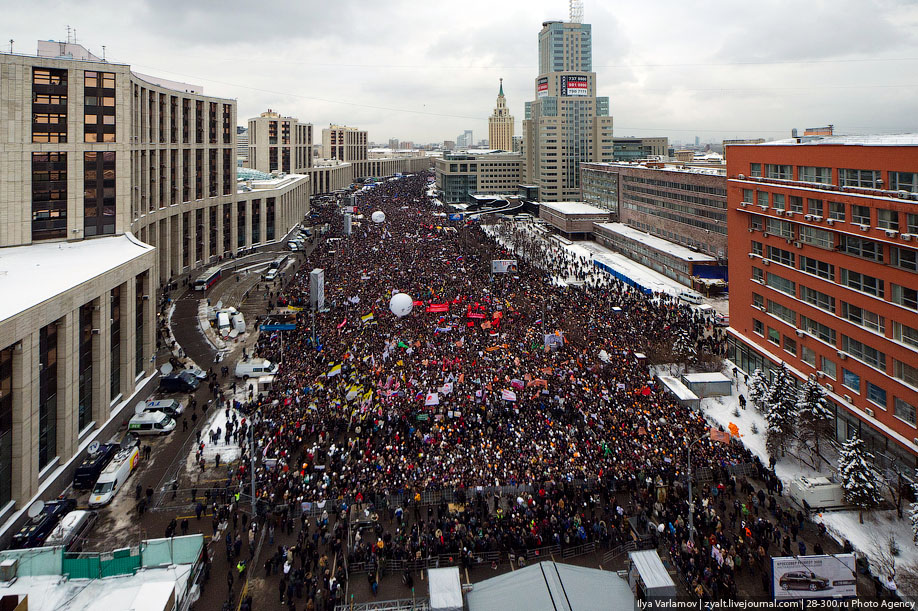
[491,260,518,274]
[344,213,352,236]
[561,74,588,97]
[772,554,856,600]
[309,268,325,311]
[536,77,549,98]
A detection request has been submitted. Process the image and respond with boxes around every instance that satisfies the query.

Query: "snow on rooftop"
[593,223,717,263]
[760,133,918,147]
[540,201,609,215]
[0,234,154,322]
[562,240,695,298]
[682,372,732,383]
[587,162,726,176]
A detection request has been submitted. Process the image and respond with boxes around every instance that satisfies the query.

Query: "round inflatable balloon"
[372,211,386,224]
[389,293,413,318]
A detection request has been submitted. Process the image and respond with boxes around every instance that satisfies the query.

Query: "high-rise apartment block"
[488,79,514,152]
[247,109,313,174]
[522,15,614,202]
[321,125,367,163]
[726,134,918,469]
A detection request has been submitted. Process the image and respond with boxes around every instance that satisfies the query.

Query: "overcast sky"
[6,0,918,144]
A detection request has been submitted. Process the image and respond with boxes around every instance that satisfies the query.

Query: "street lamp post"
[686,432,710,542]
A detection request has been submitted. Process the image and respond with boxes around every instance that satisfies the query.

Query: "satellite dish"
[87,441,100,455]
[216,300,224,310]
[135,403,147,415]
[27,500,45,519]
[160,362,174,376]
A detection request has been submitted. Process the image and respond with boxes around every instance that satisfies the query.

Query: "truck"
[73,443,119,490]
[789,475,847,512]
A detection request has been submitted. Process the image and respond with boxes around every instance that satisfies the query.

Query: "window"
[894,359,918,388]
[110,286,121,400]
[807,198,824,217]
[878,209,899,231]
[783,336,797,356]
[38,322,60,469]
[800,256,833,280]
[757,191,769,207]
[767,246,795,267]
[751,241,763,256]
[750,215,764,231]
[841,302,885,334]
[892,322,918,349]
[842,369,860,393]
[766,164,792,180]
[908,214,918,234]
[867,382,887,408]
[798,166,832,184]
[801,315,837,344]
[800,225,834,249]
[895,398,917,427]
[840,269,883,297]
[765,272,795,296]
[842,336,886,369]
[84,71,116,143]
[772,193,785,211]
[752,267,764,283]
[829,201,846,221]
[32,68,68,143]
[821,356,837,380]
[750,163,762,177]
[789,196,803,213]
[839,168,880,188]
[800,287,836,313]
[768,327,780,345]
[802,345,816,366]
[766,218,794,239]
[892,284,918,311]
[839,235,884,262]
[890,247,918,272]
[743,189,754,203]
[31,152,67,240]
[891,172,918,193]
[851,205,871,225]
[753,293,764,309]
[753,319,764,336]
[83,151,116,236]
[767,299,796,325]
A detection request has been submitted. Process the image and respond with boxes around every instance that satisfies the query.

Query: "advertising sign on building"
[536,77,549,98]
[309,268,325,311]
[491,260,518,274]
[771,554,856,600]
[561,75,589,97]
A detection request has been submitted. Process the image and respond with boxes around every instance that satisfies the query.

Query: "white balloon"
[372,211,386,224]
[389,293,413,318]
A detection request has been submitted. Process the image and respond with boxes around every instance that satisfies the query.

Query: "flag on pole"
[327,364,342,378]
[337,318,348,329]
[501,389,517,402]
[361,312,374,323]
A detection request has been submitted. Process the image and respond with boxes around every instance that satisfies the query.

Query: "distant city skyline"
[4,0,918,143]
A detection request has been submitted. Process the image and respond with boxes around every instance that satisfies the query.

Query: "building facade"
[726,135,918,470]
[435,152,524,203]
[522,17,613,202]
[612,137,669,161]
[247,109,313,175]
[488,79,514,152]
[0,43,310,531]
[321,125,367,163]
[580,162,728,260]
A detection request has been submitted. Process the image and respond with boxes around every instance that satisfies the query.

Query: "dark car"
[779,571,831,591]
[10,498,77,549]
[159,371,200,393]
[72,443,119,489]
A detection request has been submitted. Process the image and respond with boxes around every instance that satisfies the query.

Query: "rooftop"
[593,223,718,262]
[757,133,918,147]
[586,161,726,177]
[540,201,609,215]
[0,234,154,322]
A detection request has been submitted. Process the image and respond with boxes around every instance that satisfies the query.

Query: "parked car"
[128,411,176,436]
[9,498,77,549]
[159,371,200,393]
[779,571,831,591]
[182,366,207,380]
[72,443,119,490]
[714,313,730,327]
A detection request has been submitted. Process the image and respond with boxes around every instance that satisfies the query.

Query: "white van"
[89,445,140,507]
[235,357,278,379]
[44,510,98,551]
[217,311,231,335]
[128,411,176,436]
[264,269,279,282]
[142,399,185,419]
[231,312,246,334]
[678,290,703,305]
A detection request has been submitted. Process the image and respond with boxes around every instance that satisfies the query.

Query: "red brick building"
[726,134,918,470]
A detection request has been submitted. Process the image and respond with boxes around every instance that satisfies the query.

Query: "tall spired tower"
[488,78,514,151]
[522,2,614,201]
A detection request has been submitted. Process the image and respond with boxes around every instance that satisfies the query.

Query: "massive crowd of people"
[212,172,794,608]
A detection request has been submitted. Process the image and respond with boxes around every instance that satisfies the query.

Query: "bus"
[270,255,289,270]
[193,266,222,291]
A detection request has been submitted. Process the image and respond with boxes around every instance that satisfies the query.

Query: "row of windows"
[749,163,918,192]
[745,191,918,233]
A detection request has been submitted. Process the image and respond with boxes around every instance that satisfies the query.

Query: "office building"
[246,109,313,174]
[388,138,400,150]
[580,162,728,259]
[612,137,669,161]
[488,78,514,152]
[236,126,249,165]
[455,130,474,149]
[0,41,309,537]
[522,7,614,202]
[538,201,610,239]
[321,125,367,163]
[435,152,523,203]
[726,134,918,469]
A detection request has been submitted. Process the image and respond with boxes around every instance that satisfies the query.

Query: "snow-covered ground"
[185,404,244,474]
[702,362,918,591]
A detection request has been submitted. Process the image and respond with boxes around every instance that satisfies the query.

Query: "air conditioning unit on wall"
[865,407,875,417]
